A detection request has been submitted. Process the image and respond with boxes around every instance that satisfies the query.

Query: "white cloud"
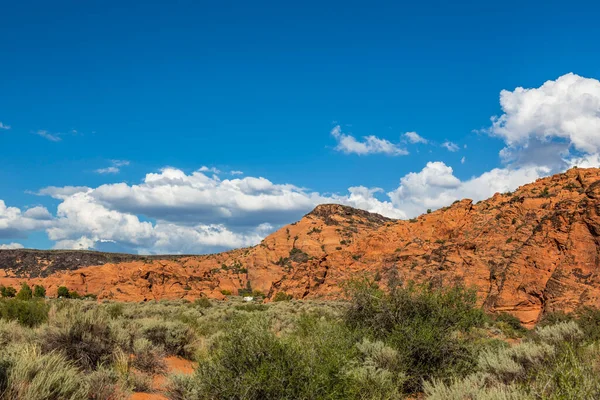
[111,160,130,167]
[331,125,408,156]
[442,141,460,152]
[404,131,428,144]
[95,167,120,174]
[461,156,466,164]
[490,73,600,158]
[199,166,221,174]
[95,160,130,174]
[388,162,549,217]
[35,130,61,142]
[230,170,244,175]
[34,186,90,200]
[0,242,24,249]
[0,122,10,130]
[0,200,53,238]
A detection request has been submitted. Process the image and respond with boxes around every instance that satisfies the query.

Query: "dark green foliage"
[194,297,212,309]
[0,286,16,298]
[33,285,46,298]
[15,283,33,300]
[0,299,49,327]
[344,280,486,392]
[57,286,70,298]
[288,247,309,263]
[220,289,232,296]
[494,312,527,335]
[273,292,292,302]
[68,290,80,299]
[181,316,355,400]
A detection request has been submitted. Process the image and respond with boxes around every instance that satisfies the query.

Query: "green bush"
[33,285,46,298]
[140,319,196,359]
[273,292,293,302]
[15,283,32,300]
[175,315,356,400]
[0,299,49,327]
[220,289,232,296]
[0,286,16,298]
[193,297,212,309]
[57,286,70,298]
[344,280,486,392]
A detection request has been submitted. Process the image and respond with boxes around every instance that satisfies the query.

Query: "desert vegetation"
[1,280,600,399]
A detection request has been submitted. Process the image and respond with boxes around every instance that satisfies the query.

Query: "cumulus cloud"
[34,186,90,200]
[490,73,600,166]
[331,125,408,156]
[0,122,10,130]
[388,162,549,217]
[442,141,460,152]
[0,242,24,249]
[0,200,53,238]
[230,170,244,175]
[35,130,61,142]
[404,131,428,144]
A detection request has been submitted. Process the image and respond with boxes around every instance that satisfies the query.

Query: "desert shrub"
[344,280,485,392]
[132,338,166,373]
[0,286,16,298]
[16,282,33,300]
[344,338,405,399]
[57,286,70,298]
[1,345,89,400]
[273,292,293,302]
[193,297,212,309]
[220,289,232,296]
[177,315,356,400]
[86,367,128,400]
[424,373,529,399]
[105,303,124,319]
[234,303,267,312]
[129,371,153,392]
[574,306,600,342]
[139,319,196,358]
[535,321,583,345]
[0,319,31,347]
[0,298,49,327]
[494,312,527,335]
[41,307,118,370]
[33,285,47,298]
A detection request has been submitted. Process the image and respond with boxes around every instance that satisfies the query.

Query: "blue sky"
[2,0,600,253]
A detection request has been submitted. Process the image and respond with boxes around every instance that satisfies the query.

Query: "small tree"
[57,286,70,298]
[16,282,33,300]
[2,286,17,298]
[33,285,46,298]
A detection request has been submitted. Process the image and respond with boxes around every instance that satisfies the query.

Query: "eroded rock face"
[2,168,600,326]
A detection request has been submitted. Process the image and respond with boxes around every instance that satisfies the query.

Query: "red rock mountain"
[2,167,600,326]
